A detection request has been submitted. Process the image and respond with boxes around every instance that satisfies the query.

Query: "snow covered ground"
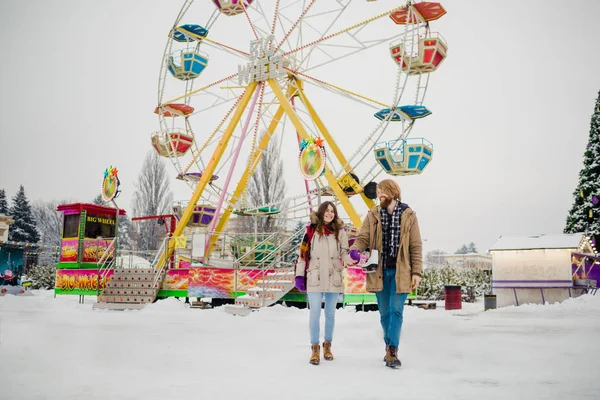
[1,291,599,400]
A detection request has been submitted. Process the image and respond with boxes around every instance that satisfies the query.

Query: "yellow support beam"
[295,79,375,211]
[155,82,258,269]
[267,78,364,229]
[207,105,286,254]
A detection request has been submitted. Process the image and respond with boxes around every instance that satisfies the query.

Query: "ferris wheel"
[153,0,448,254]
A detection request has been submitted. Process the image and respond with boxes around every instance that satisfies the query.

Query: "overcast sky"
[0,0,599,255]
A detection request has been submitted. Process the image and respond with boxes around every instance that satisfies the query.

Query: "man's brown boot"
[383,345,391,362]
[385,346,401,368]
[310,344,320,365]
[323,341,334,361]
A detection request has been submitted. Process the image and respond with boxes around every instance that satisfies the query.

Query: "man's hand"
[411,275,421,291]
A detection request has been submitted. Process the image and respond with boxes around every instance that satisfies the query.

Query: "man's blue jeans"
[375,268,408,348]
[307,292,339,345]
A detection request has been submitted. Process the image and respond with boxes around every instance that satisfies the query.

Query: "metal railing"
[151,237,171,291]
[96,237,117,298]
[196,231,291,264]
[234,226,305,307]
[235,231,280,268]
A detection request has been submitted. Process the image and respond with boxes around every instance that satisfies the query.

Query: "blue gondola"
[374,105,432,121]
[374,138,433,176]
[171,24,209,42]
[167,50,209,81]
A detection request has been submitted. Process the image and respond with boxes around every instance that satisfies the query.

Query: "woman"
[295,201,353,365]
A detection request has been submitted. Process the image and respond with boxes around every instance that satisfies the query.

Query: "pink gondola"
[212,0,255,16]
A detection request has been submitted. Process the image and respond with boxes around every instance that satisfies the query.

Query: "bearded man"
[349,179,423,368]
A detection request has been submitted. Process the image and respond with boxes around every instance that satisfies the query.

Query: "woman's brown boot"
[323,341,334,361]
[310,344,320,365]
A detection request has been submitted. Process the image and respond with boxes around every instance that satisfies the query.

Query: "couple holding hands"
[294,179,423,368]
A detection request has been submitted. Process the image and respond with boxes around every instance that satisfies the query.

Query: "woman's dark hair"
[315,201,343,241]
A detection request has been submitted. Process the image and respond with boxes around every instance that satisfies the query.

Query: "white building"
[0,214,14,243]
[489,233,596,307]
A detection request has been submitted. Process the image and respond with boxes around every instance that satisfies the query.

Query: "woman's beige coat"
[295,217,352,293]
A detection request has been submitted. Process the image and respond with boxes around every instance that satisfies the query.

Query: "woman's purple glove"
[295,276,306,292]
[350,249,361,262]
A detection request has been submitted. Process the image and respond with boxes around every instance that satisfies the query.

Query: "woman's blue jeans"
[375,268,408,348]
[307,292,339,345]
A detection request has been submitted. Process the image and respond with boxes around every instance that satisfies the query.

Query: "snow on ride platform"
[1,291,599,399]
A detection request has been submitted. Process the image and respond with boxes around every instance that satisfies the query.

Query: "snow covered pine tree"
[0,189,8,214]
[8,185,40,243]
[565,91,600,247]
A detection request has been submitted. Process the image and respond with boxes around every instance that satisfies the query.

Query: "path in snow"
[1,291,599,400]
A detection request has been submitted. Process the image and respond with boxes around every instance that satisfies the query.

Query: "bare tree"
[243,136,287,234]
[33,199,70,265]
[131,151,173,250]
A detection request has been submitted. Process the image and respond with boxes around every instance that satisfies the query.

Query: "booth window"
[62,214,80,238]
[84,215,116,239]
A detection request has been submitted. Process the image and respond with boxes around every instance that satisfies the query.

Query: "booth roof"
[56,203,126,216]
[489,233,585,251]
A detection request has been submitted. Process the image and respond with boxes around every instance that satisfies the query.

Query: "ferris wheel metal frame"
[153,0,447,266]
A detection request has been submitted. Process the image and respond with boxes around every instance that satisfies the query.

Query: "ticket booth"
[56,203,126,268]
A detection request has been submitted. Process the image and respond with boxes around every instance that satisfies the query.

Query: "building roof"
[0,214,14,224]
[56,203,126,216]
[444,253,491,259]
[489,233,585,251]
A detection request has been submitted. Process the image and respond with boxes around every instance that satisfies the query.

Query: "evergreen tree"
[0,189,8,214]
[8,185,40,243]
[565,91,600,246]
[282,221,306,263]
[291,220,305,247]
[91,194,105,205]
[455,244,469,254]
[26,265,56,289]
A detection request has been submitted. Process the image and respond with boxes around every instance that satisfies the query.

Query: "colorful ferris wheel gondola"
[389,2,446,24]
[176,172,219,183]
[167,49,209,81]
[374,105,432,121]
[151,128,194,157]
[374,138,433,176]
[373,1,448,177]
[154,103,195,117]
[390,32,448,75]
[233,206,280,216]
[212,0,255,16]
[170,24,209,42]
[172,203,217,227]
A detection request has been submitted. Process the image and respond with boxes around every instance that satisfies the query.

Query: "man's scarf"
[380,202,407,267]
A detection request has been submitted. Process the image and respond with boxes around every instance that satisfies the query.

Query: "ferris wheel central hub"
[238,35,287,85]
